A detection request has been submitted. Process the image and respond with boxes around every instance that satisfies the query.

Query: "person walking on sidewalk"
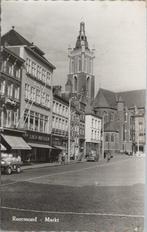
[107,151,111,162]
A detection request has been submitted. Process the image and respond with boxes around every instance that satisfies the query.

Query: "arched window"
[74,76,78,92]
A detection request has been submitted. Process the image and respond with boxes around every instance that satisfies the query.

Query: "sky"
[1,1,146,95]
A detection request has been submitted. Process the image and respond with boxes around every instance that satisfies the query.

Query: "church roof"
[93,88,117,109]
[104,121,119,132]
[94,88,145,110]
[117,89,146,108]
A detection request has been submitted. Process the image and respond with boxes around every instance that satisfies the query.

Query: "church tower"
[65,22,95,101]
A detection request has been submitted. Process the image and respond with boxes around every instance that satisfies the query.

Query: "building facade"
[85,109,102,161]
[2,28,56,162]
[0,46,31,155]
[51,93,69,162]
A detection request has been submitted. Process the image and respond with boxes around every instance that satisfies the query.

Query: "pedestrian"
[107,151,111,162]
[58,152,62,165]
[61,152,65,165]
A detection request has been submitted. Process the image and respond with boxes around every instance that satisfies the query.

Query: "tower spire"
[79,22,85,38]
[75,22,89,50]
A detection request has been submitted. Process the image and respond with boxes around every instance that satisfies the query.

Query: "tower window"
[79,57,82,72]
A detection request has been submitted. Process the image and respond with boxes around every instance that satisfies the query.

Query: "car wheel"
[6,167,12,175]
[16,166,21,174]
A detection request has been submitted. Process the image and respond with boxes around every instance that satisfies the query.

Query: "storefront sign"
[24,131,50,144]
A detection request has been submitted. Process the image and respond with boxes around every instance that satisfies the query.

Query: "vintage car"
[1,153,22,175]
[86,151,97,162]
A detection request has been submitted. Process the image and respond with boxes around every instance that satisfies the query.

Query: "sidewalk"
[21,153,130,171]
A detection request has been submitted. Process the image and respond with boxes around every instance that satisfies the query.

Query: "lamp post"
[102,113,106,160]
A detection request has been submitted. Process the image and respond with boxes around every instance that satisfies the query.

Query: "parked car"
[135,151,145,158]
[86,151,97,162]
[1,153,22,175]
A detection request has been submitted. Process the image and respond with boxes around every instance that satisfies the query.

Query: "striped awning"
[28,143,54,149]
[2,135,31,150]
[54,146,66,150]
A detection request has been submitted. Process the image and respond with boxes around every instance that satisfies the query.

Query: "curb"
[21,155,130,171]
[21,160,86,170]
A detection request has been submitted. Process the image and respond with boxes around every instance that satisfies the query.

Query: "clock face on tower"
[65,22,95,102]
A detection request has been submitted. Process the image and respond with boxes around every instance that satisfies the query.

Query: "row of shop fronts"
[1,128,87,163]
[0,128,67,163]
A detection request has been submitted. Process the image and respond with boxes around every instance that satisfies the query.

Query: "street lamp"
[67,98,71,163]
[102,113,106,160]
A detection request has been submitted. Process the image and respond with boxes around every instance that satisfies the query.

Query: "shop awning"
[0,144,6,151]
[28,143,54,149]
[54,146,66,150]
[2,135,31,150]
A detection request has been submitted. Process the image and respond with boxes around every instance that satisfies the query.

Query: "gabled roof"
[93,88,117,109]
[2,29,44,56]
[2,29,32,46]
[2,28,56,70]
[117,89,145,108]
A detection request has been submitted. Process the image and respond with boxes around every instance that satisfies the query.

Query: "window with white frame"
[59,118,61,130]
[42,69,45,83]
[40,114,44,132]
[14,86,20,100]
[44,116,48,133]
[56,103,59,114]
[52,116,55,129]
[6,110,12,127]
[36,89,41,104]
[46,72,51,85]
[8,64,13,76]
[14,109,19,126]
[55,117,58,129]
[53,101,55,112]
[46,94,50,108]
[7,83,13,97]
[26,58,31,73]
[62,106,65,116]
[32,62,36,77]
[41,92,46,105]
[0,80,5,95]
